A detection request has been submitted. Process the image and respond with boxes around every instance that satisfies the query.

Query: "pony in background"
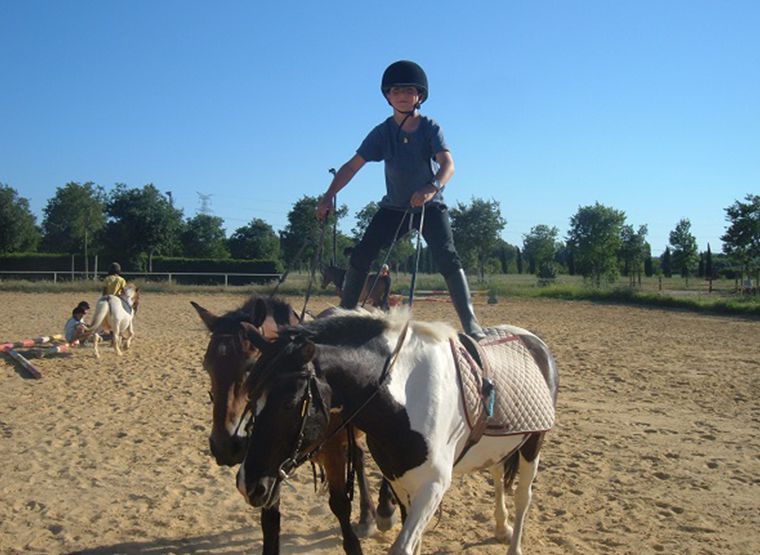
[90,283,140,358]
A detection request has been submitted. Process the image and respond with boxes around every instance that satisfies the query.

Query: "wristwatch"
[431,179,443,192]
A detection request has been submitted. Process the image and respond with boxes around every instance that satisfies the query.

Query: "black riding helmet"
[381,60,428,105]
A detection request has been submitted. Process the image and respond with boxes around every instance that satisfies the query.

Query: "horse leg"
[113,329,123,355]
[323,452,363,555]
[352,440,378,537]
[490,462,513,543]
[260,504,281,555]
[124,321,134,350]
[388,477,450,555]
[507,452,540,555]
[93,333,101,358]
[376,478,398,531]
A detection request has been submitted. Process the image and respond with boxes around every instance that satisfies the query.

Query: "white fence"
[0,271,282,287]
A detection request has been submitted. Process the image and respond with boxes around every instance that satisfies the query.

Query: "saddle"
[452,326,555,464]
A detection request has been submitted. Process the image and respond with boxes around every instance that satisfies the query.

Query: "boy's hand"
[316,196,333,220]
[410,183,439,208]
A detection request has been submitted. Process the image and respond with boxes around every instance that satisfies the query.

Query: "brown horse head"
[320,265,346,292]
[192,295,299,466]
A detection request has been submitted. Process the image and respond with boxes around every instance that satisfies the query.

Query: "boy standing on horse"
[102,262,126,296]
[316,60,484,339]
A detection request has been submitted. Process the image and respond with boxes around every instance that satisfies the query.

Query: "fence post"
[54,272,58,284]
[224,274,229,287]
[168,273,172,285]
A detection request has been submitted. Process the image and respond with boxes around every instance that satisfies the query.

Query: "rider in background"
[102,262,126,296]
[379,264,392,310]
[316,60,484,339]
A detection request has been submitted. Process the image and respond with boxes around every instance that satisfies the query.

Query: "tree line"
[1,181,758,285]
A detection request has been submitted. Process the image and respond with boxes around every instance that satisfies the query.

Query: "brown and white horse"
[320,265,391,310]
[90,283,140,358]
[237,310,559,555]
[192,295,380,555]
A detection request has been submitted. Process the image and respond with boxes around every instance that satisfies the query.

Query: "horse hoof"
[495,525,513,543]
[353,520,378,538]
[376,513,396,532]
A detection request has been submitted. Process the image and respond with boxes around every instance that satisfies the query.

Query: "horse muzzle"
[237,469,279,509]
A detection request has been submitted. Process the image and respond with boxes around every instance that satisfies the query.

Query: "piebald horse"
[192,295,382,555]
[236,310,559,555]
[90,283,140,358]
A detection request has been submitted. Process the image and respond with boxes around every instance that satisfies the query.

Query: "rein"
[408,202,426,307]
[283,319,411,474]
[360,210,409,309]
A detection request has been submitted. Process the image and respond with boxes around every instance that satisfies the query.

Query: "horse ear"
[241,321,269,351]
[191,301,218,331]
[251,298,268,327]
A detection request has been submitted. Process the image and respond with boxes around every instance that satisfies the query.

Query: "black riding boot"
[340,267,368,309]
[445,269,486,340]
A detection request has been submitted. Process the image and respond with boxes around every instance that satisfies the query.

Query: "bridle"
[245,320,411,488]
[271,364,328,484]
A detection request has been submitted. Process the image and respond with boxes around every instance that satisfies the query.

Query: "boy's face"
[386,86,421,113]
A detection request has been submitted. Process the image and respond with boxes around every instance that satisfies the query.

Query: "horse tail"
[502,452,520,490]
[89,298,110,330]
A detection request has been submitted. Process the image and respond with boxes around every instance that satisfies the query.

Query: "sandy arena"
[1,291,758,554]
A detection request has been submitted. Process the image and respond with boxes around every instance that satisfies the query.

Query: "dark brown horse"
[191,294,380,555]
[320,265,391,310]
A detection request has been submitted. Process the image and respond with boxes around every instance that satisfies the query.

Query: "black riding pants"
[349,204,463,277]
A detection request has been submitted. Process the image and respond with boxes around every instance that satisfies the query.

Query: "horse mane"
[210,294,295,334]
[294,307,456,347]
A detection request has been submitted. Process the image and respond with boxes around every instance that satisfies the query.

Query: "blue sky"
[1,1,758,255]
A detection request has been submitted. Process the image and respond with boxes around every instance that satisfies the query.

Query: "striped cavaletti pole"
[0,335,65,352]
[4,349,43,379]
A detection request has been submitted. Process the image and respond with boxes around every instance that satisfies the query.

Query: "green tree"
[522,225,559,276]
[104,183,184,267]
[661,247,673,278]
[669,218,699,280]
[0,184,40,253]
[228,218,280,260]
[495,239,518,274]
[450,197,506,281]
[705,243,714,279]
[41,181,106,256]
[181,214,230,259]
[567,202,626,287]
[280,196,346,271]
[619,224,648,286]
[721,194,760,281]
[516,247,523,274]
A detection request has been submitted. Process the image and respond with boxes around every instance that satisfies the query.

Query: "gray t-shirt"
[357,115,448,211]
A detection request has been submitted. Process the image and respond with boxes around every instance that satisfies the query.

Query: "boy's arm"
[316,154,366,220]
[410,150,455,208]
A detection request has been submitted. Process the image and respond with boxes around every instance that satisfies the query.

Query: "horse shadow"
[69,526,342,554]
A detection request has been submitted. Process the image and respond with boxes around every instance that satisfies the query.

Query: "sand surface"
[1,291,759,554]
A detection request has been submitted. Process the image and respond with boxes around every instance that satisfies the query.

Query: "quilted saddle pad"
[452,326,555,436]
